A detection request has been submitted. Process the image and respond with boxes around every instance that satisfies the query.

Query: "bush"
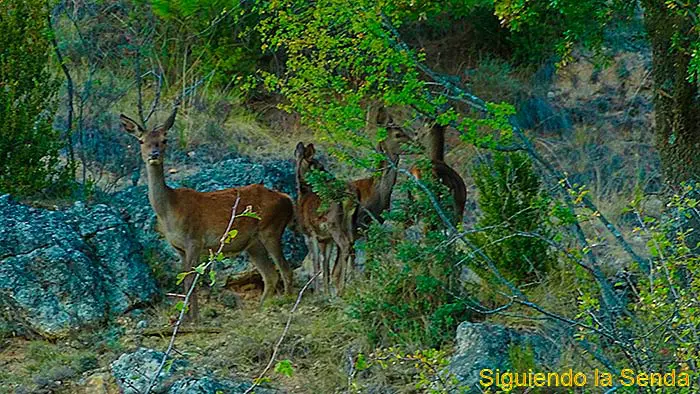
[471,152,553,282]
[347,183,473,348]
[0,0,71,196]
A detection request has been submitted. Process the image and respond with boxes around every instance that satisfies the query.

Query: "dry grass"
[131,292,368,394]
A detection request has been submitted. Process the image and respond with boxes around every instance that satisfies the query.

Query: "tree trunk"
[642,1,700,185]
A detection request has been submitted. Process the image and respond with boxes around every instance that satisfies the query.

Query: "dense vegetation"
[0,0,72,196]
[2,0,700,392]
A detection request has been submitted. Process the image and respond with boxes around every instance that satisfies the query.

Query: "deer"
[294,115,410,294]
[294,143,358,295]
[409,122,467,225]
[120,106,294,319]
[351,110,412,234]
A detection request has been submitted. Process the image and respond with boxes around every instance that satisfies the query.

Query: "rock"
[170,376,269,394]
[0,195,158,338]
[111,347,186,394]
[447,322,560,393]
[111,348,276,394]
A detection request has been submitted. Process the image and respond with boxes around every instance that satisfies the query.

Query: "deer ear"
[376,107,389,125]
[155,106,177,134]
[304,143,316,159]
[294,142,306,158]
[120,114,144,138]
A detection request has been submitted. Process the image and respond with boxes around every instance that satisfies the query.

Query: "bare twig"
[244,270,322,394]
[46,1,75,167]
[144,71,163,123]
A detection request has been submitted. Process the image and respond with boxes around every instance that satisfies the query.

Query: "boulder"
[111,347,187,394]
[0,195,158,338]
[111,348,276,394]
[447,322,560,393]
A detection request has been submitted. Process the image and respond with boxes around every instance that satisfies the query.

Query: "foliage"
[148,0,266,92]
[305,167,353,211]
[252,0,518,163]
[471,152,554,282]
[0,0,72,196]
[274,359,295,377]
[508,343,537,372]
[348,193,472,348]
[623,183,700,378]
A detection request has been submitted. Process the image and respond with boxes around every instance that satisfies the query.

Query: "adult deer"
[351,110,412,234]
[120,107,294,319]
[294,143,357,295]
[409,123,467,224]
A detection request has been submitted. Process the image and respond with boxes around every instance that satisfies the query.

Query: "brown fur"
[410,123,467,224]
[351,124,410,234]
[294,143,356,295]
[120,110,294,319]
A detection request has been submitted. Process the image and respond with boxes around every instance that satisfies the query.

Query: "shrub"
[0,0,72,196]
[471,151,553,282]
[347,183,473,348]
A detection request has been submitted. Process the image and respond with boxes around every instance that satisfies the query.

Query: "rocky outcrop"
[0,195,158,338]
[111,348,276,394]
[447,322,560,393]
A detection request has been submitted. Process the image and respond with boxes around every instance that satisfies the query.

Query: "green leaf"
[274,359,294,377]
[355,353,369,371]
[209,270,217,287]
[195,262,207,275]
[225,229,239,243]
[164,359,174,373]
[239,211,261,220]
[174,301,188,313]
[176,272,190,285]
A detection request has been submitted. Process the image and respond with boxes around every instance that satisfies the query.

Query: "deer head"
[376,108,414,160]
[379,125,412,160]
[120,107,177,166]
[294,142,326,180]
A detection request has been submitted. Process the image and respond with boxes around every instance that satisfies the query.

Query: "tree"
[0,0,70,196]
[494,0,700,185]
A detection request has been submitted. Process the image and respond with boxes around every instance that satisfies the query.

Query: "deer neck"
[144,162,174,219]
[296,168,312,198]
[375,151,400,211]
[428,125,445,162]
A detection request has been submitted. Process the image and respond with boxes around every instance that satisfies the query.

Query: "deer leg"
[181,246,200,322]
[247,239,279,307]
[259,232,294,295]
[319,241,331,295]
[305,236,322,293]
[330,233,351,296]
